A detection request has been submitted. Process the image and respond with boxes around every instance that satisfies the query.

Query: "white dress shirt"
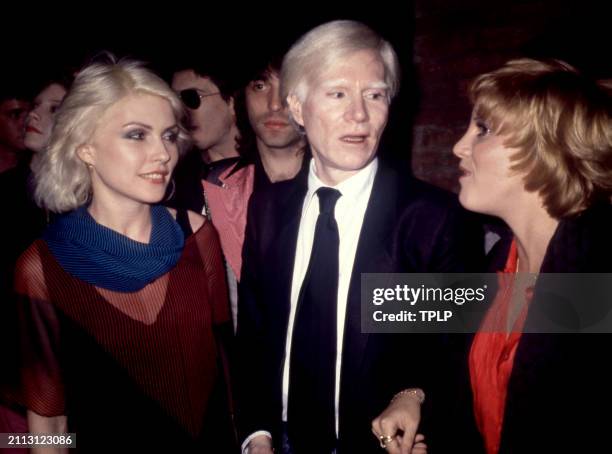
[283,157,378,433]
[242,158,378,453]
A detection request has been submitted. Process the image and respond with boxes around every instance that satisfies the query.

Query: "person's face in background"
[288,49,390,186]
[78,93,180,210]
[452,111,526,218]
[0,99,29,152]
[25,83,67,153]
[171,69,235,152]
[246,69,303,150]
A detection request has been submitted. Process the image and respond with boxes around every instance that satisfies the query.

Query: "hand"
[373,433,427,454]
[372,393,422,454]
[247,434,274,454]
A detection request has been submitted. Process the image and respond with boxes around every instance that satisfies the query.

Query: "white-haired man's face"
[288,49,389,186]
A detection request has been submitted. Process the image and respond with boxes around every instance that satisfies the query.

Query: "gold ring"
[379,434,394,449]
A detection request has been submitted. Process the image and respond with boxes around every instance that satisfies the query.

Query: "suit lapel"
[272,175,309,335]
[341,165,399,400]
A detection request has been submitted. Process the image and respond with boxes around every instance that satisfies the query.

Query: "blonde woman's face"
[81,93,180,208]
[452,111,525,218]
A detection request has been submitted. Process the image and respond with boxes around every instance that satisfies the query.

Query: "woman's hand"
[372,391,423,454]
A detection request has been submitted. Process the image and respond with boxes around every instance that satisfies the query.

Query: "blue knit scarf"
[43,205,185,292]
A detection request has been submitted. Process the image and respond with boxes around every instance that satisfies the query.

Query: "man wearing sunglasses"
[172,59,240,164]
[168,57,250,331]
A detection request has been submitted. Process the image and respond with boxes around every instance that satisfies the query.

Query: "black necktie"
[288,187,342,454]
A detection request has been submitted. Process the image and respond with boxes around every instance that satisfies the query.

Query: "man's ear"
[76,143,96,167]
[287,94,304,127]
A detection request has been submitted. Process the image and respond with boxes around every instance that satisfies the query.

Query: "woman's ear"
[287,94,305,127]
[76,143,96,168]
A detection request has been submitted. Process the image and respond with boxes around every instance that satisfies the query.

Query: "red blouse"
[469,240,534,454]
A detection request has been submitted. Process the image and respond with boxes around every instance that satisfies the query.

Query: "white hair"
[280,20,400,103]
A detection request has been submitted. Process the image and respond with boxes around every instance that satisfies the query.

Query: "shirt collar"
[305,157,378,209]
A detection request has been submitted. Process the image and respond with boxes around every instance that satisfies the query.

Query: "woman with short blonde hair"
[452,58,612,454]
[466,58,612,218]
[11,56,235,453]
[32,58,191,213]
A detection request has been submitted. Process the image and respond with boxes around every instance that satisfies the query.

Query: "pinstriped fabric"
[42,205,184,292]
[13,220,230,443]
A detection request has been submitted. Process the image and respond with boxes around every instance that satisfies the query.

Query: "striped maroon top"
[12,220,231,450]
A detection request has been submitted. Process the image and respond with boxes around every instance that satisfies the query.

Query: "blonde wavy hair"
[470,58,612,218]
[32,56,191,213]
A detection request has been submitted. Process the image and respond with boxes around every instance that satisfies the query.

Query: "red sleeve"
[13,242,66,416]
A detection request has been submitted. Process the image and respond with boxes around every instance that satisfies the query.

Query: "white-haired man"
[237,20,483,454]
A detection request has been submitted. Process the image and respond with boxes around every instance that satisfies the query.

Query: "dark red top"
[13,221,233,452]
[469,240,534,454]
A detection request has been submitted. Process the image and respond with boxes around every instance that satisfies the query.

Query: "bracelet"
[391,388,425,405]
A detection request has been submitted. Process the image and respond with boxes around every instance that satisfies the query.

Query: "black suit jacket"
[501,203,612,454]
[445,203,612,454]
[236,160,484,453]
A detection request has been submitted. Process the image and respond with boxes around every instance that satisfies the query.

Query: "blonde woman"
[13,57,235,453]
[452,59,612,454]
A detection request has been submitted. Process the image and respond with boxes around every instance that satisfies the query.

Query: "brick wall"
[410,0,608,191]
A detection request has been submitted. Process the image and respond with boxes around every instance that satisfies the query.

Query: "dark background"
[2,1,609,191]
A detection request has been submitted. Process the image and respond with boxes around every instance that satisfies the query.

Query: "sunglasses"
[179,89,221,110]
